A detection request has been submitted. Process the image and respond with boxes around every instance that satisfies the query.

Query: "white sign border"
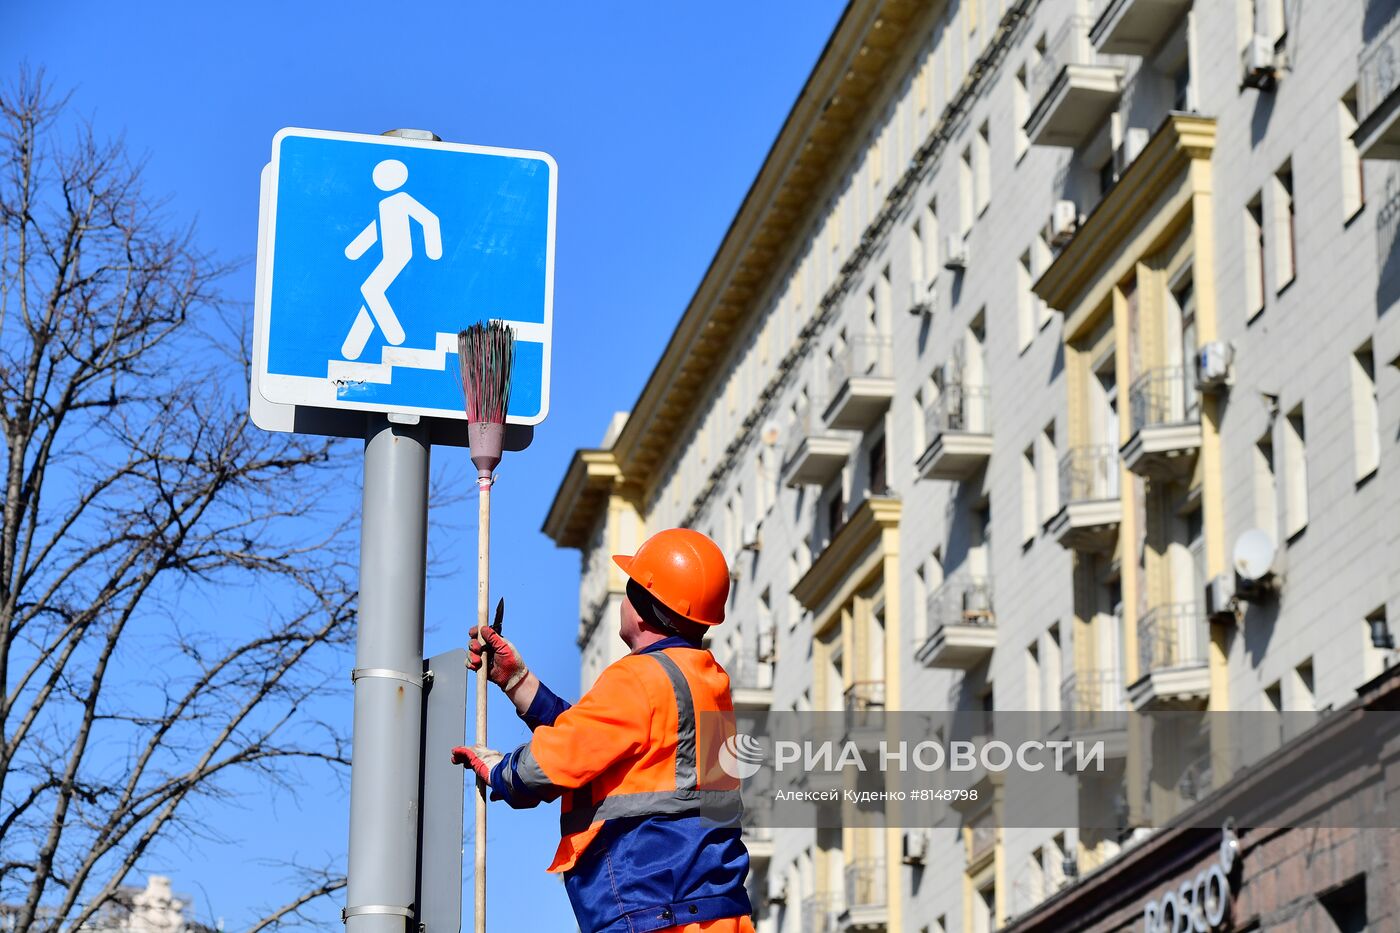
[254,127,557,426]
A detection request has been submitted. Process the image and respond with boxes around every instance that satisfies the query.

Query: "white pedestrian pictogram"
[341,159,443,360]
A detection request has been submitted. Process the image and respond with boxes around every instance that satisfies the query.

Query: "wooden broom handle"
[475,481,490,933]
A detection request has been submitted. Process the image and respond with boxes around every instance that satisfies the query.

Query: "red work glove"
[451,743,503,784]
[467,624,529,692]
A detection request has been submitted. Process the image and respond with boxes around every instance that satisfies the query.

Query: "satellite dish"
[760,421,781,446]
[1233,529,1276,581]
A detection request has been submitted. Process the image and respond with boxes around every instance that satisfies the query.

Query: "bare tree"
[0,70,356,931]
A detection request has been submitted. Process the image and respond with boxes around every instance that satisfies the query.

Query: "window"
[1351,342,1380,482]
[1340,88,1365,219]
[972,879,995,933]
[1035,232,1054,328]
[1245,193,1265,318]
[1097,153,1116,198]
[825,486,845,544]
[1047,624,1064,711]
[922,199,940,289]
[975,121,991,215]
[1021,444,1038,545]
[1319,875,1368,933]
[1028,848,1046,906]
[960,145,975,237]
[1018,251,1035,351]
[1282,404,1308,538]
[911,220,926,296]
[1045,833,1066,888]
[1273,162,1296,291]
[1037,422,1059,525]
[868,435,888,496]
[1014,66,1029,160]
[1292,659,1315,711]
[788,549,804,631]
[1026,643,1041,713]
[1254,430,1278,540]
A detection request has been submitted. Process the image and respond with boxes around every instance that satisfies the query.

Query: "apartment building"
[545,0,1400,930]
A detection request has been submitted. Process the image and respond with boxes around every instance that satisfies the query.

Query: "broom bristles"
[457,321,515,424]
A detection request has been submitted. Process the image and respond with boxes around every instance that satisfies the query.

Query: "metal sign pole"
[344,414,429,933]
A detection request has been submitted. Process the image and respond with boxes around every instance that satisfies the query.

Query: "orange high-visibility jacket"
[489,638,752,933]
[514,643,744,871]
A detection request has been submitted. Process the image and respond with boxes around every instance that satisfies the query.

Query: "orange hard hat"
[613,528,729,626]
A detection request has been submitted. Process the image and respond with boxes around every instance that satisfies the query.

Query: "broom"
[457,320,515,933]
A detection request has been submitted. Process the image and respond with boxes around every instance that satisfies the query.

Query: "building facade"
[546,0,1400,930]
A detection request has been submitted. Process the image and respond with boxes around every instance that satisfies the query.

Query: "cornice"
[541,449,621,549]
[606,0,940,492]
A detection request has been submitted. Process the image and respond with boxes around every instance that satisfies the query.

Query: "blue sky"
[2,1,846,928]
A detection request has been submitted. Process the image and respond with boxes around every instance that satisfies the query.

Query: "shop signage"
[1142,821,1239,933]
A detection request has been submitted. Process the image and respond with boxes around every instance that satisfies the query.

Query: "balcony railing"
[1059,445,1120,504]
[1359,10,1400,126]
[826,335,894,400]
[927,573,994,630]
[800,894,840,933]
[843,859,887,909]
[1031,16,1102,107]
[925,383,990,439]
[1138,603,1208,674]
[727,655,773,692]
[1061,668,1126,733]
[1128,365,1199,434]
[784,397,825,467]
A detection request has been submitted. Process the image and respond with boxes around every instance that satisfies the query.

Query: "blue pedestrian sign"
[253,128,556,427]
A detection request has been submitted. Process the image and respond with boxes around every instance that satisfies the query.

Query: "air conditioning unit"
[908,280,934,316]
[902,830,930,866]
[1241,35,1277,90]
[1205,572,1237,621]
[1196,341,1234,390]
[741,520,762,552]
[944,235,969,271]
[1113,128,1149,176]
[1050,200,1080,248]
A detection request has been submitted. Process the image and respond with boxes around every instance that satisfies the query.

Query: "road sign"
[253,128,556,428]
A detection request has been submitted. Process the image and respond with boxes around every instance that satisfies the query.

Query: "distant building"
[1,876,212,933]
[547,0,1400,930]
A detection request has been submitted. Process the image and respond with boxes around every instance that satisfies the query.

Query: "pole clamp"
[350,667,423,686]
[341,905,415,923]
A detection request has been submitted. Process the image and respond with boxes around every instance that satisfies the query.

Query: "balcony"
[728,656,773,712]
[801,894,840,933]
[1121,366,1201,478]
[1026,16,1126,149]
[843,680,886,747]
[837,859,888,931]
[1048,445,1122,551]
[1356,11,1400,159]
[915,574,996,669]
[1090,0,1192,56]
[1127,603,1210,711]
[915,384,992,481]
[783,397,853,487]
[823,336,895,430]
[1060,669,1128,758]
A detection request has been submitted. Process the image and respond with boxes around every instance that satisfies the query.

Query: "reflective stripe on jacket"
[490,637,752,933]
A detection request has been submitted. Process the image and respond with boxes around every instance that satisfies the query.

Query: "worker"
[452,528,754,933]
